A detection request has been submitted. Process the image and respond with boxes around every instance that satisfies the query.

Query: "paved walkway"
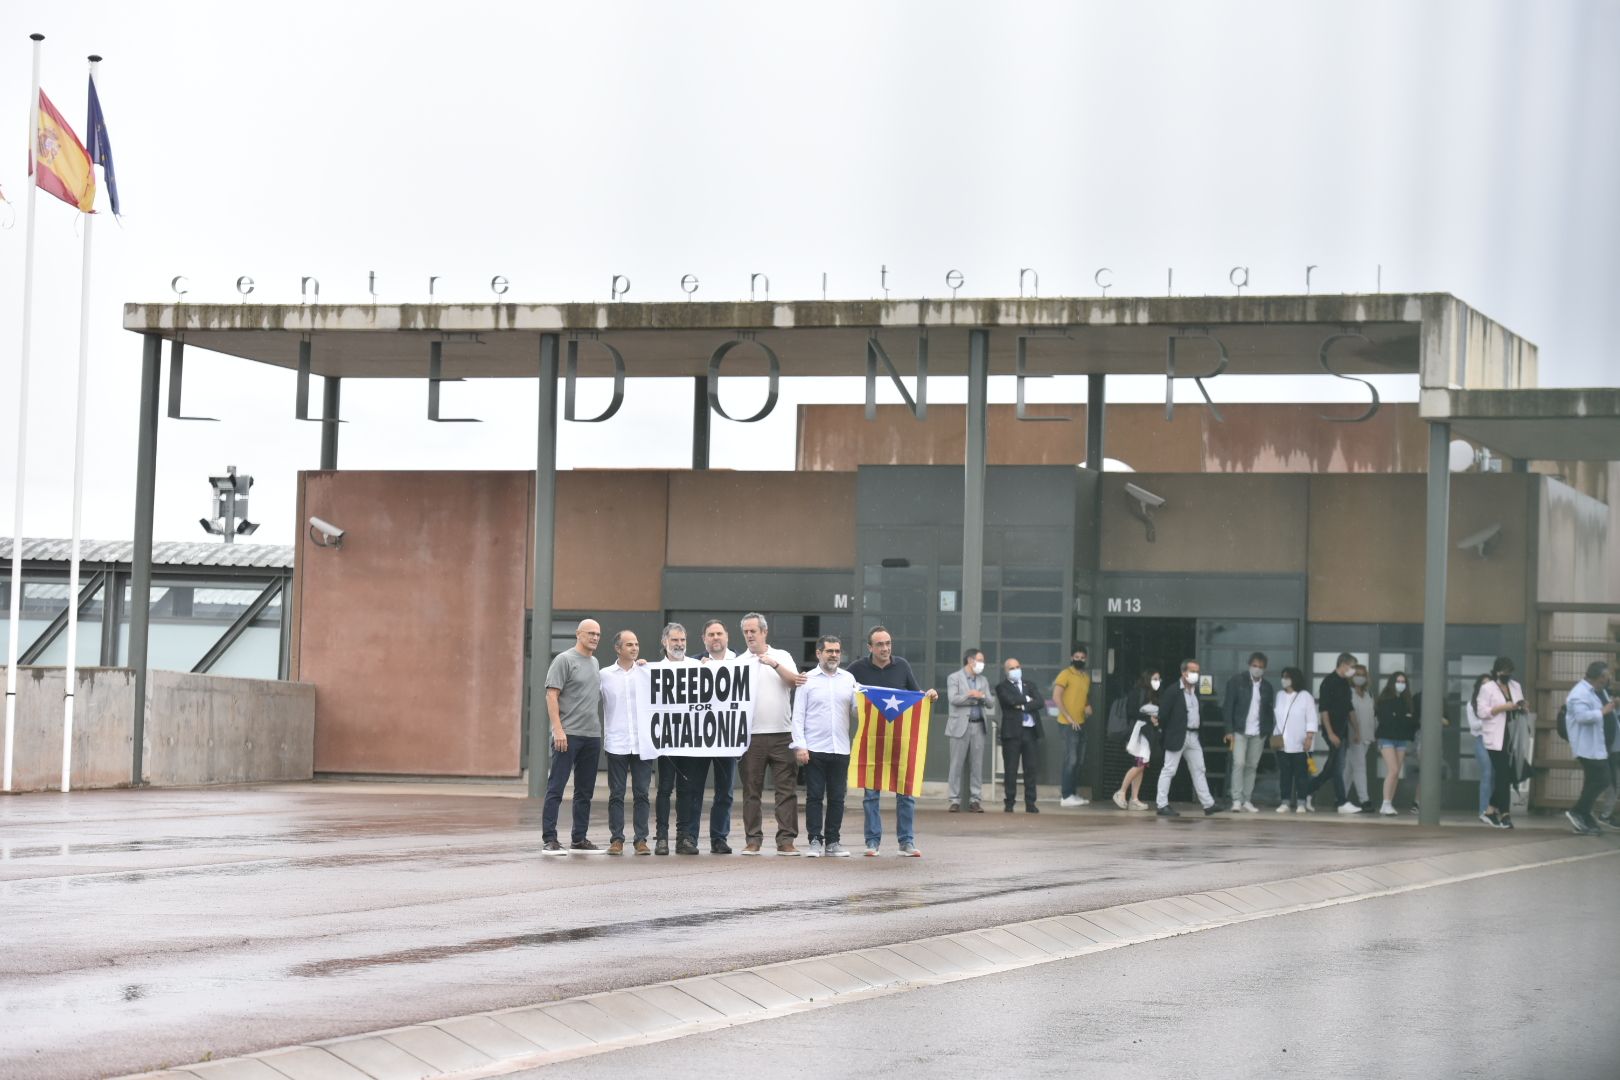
[0,782,1606,1079]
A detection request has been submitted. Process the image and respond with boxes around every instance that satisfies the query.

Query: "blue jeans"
[676,756,739,844]
[1060,724,1087,798]
[542,735,602,844]
[605,752,652,843]
[1473,735,1493,815]
[804,752,849,843]
[863,790,914,849]
[655,756,680,839]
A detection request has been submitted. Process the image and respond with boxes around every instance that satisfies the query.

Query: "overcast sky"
[2,0,1617,546]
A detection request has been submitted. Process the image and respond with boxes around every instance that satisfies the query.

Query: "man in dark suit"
[995,657,1045,812]
[1153,659,1224,817]
[1221,651,1276,813]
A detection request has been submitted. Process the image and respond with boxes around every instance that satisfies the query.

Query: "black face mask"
[1072,660,1086,670]
[1496,671,1513,682]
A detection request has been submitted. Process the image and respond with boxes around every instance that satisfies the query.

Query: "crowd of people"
[539,616,1620,854]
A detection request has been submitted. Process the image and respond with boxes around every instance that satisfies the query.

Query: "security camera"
[1456,523,1502,559]
[1123,482,1165,542]
[309,516,346,549]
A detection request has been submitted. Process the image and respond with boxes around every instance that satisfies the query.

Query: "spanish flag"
[849,686,931,796]
[31,90,95,212]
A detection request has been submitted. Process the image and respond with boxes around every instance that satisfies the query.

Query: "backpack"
[1556,703,1568,742]
[1106,693,1129,738]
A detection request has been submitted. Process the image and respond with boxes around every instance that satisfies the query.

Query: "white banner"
[636,660,754,760]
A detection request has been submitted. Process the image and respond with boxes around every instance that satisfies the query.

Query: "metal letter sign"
[865,332,927,421]
[707,338,780,423]
[1014,335,1069,422]
[166,339,218,422]
[1317,332,1381,422]
[564,337,627,423]
[428,339,480,423]
[1164,333,1228,422]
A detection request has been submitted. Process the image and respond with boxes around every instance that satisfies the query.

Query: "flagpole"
[60,54,103,793]
[4,32,46,794]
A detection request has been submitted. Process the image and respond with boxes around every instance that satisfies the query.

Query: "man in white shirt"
[792,635,857,857]
[689,619,740,854]
[737,612,808,855]
[599,630,652,855]
[653,623,702,855]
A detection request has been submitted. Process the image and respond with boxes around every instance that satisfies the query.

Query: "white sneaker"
[825,843,851,857]
[805,840,824,857]
[1294,804,1308,814]
[1275,804,1292,814]
[1338,802,1363,815]
[1129,798,1150,811]
[1303,797,1315,812]
[1074,795,1089,806]
[1379,802,1397,816]
[1060,795,1084,808]
[1243,801,1260,813]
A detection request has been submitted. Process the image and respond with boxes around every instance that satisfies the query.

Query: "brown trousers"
[740,731,799,846]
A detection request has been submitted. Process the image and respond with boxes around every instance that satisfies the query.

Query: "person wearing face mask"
[1565,661,1617,834]
[1471,656,1525,828]
[1151,660,1224,816]
[1374,671,1417,816]
[1053,645,1094,807]
[946,648,995,813]
[995,658,1046,812]
[1342,664,1376,809]
[1304,652,1361,814]
[1113,669,1160,810]
[1272,666,1318,812]
[1220,652,1275,813]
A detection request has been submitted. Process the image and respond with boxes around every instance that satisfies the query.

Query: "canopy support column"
[129,334,162,786]
[1419,421,1451,826]
[527,333,561,799]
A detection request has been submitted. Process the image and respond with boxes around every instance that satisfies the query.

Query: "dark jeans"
[1278,751,1309,804]
[1487,746,1514,814]
[542,735,602,844]
[1572,757,1608,819]
[804,751,849,843]
[655,757,680,839]
[1002,727,1039,808]
[1306,737,1348,805]
[605,752,653,843]
[1060,723,1087,798]
[676,756,738,844]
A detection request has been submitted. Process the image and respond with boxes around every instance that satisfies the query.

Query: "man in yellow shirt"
[1053,644,1093,807]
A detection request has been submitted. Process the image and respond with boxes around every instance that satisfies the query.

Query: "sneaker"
[654,837,669,856]
[570,839,605,853]
[1203,803,1224,816]
[1112,791,1128,810]
[969,801,984,813]
[805,840,825,858]
[948,804,960,813]
[1294,804,1307,814]
[1129,799,1151,811]
[1245,802,1261,813]
[1597,816,1620,832]
[1337,802,1362,815]
[741,844,763,856]
[1026,805,1040,814]
[607,839,624,855]
[1499,814,1514,830]
[1060,795,1084,808]
[864,846,880,857]
[1379,802,1398,816]
[634,840,651,855]
[1276,803,1292,814]
[1564,810,1588,834]
[825,843,852,857]
[1074,796,1090,806]
[1480,811,1502,828]
[711,839,733,855]
[1156,805,1179,817]
[675,837,699,855]
[899,843,922,857]
[542,839,566,855]
[1302,797,1315,812]
[777,843,802,856]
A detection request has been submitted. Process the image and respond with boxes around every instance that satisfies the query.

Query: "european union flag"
[85,71,119,216]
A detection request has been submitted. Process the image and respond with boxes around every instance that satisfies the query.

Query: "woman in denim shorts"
[1374,671,1418,816]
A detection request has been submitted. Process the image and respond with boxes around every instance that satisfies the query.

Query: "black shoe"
[675,837,700,855]
[1156,805,1179,817]
[1499,815,1514,830]
[1026,805,1040,814]
[654,837,669,856]
[1004,804,1014,813]
[710,839,732,854]
[541,839,565,856]
[1204,803,1225,816]
[570,839,603,853]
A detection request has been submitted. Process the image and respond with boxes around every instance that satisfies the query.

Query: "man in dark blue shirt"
[848,625,938,857]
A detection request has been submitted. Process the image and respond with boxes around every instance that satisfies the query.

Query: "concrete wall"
[0,667,313,793]
[554,471,668,610]
[667,471,855,567]
[1099,474,1309,574]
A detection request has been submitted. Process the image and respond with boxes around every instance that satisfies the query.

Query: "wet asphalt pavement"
[533,859,1620,1080]
[1,784,1612,1078]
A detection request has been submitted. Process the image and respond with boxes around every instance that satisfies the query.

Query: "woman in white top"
[1471,657,1525,829]
[1273,666,1320,813]
[1342,663,1376,808]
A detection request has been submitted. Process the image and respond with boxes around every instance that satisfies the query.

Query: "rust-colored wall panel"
[1307,474,1530,624]
[295,471,529,776]
[666,472,855,567]
[553,471,669,611]
[1100,474,1309,573]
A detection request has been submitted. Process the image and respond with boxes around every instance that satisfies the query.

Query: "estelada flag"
[30,89,96,212]
[849,686,931,796]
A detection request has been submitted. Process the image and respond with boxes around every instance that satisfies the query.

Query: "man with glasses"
[849,626,938,857]
[792,635,858,857]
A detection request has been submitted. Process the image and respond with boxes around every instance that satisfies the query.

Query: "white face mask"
[1281,678,1293,691]
[1008,668,1022,683]
[971,660,984,675]
[1185,672,1199,686]
[1250,666,1264,680]
[1395,680,1408,693]
[1150,677,1162,691]
[1352,676,1367,687]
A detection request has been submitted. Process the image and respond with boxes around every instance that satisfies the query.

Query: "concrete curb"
[122,834,1618,1080]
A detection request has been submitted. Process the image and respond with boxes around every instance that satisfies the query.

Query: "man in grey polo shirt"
[542,619,606,855]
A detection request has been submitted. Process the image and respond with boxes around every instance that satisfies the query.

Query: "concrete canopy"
[1422,388,1620,461]
[123,293,1487,381]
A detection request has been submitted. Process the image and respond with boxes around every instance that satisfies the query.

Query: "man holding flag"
[849,627,937,857]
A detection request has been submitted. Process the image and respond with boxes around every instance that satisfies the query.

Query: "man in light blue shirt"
[793,635,858,857]
[1565,661,1616,834]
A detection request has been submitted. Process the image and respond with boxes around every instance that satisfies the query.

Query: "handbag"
[1269,695,1301,751]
